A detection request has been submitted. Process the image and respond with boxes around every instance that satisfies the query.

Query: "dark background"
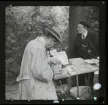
[0,1,106,104]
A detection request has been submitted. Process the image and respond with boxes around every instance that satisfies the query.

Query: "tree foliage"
[84,6,99,34]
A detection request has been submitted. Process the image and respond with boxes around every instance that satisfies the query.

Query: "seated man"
[69,20,99,87]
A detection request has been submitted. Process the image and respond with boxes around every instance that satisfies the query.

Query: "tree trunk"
[67,6,86,58]
[67,6,86,89]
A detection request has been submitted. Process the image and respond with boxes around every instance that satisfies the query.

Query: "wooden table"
[53,63,99,100]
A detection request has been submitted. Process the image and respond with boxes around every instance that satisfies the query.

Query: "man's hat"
[45,26,62,44]
[79,20,91,28]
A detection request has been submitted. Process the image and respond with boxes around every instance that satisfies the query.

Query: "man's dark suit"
[72,30,99,86]
[73,30,99,59]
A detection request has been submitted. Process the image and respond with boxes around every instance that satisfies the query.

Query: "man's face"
[77,23,86,34]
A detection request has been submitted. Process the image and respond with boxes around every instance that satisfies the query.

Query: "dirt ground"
[5,76,18,100]
[5,76,96,100]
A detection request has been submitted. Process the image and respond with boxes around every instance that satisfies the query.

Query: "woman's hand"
[49,57,61,64]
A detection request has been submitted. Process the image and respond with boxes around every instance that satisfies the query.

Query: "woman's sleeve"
[30,48,53,82]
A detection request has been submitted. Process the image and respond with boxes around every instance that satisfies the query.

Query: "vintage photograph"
[5,6,100,100]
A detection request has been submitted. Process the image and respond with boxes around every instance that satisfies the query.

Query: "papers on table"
[54,63,99,80]
[54,51,69,65]
[49,49,69,75]
[49,51,99,80]
[69,58,99,65]
[50,49,69,66]
[69,58,85,65]
[68,58,99,73]
[84,59,99,64]
[65,65,77,76]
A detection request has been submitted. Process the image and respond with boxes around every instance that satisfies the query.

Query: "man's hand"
[97,56,99,60]
[93,83,101,91]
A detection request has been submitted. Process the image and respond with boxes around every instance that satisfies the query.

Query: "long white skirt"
[17,78,58,100]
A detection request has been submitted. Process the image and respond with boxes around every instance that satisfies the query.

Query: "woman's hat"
[45,26,62,44]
